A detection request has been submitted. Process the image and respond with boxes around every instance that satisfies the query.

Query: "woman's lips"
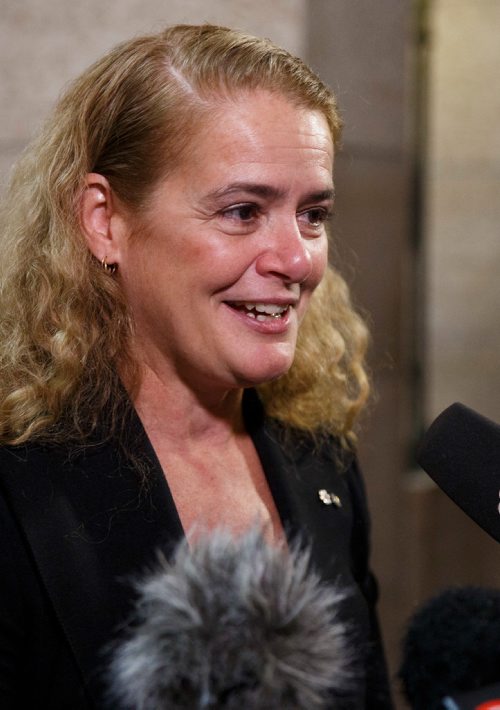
[224,301,295,330]
[227,302,290,321]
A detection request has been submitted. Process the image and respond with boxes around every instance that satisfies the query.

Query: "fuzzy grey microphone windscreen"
[107,528,357,709]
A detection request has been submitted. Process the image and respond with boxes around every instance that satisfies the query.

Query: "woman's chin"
[234,353,295,388]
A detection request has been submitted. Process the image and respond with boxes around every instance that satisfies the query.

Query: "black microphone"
[399,586,500,710]
[107,528,358,709]
[417,403,500,542]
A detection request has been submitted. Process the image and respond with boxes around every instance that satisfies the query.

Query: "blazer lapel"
[244,390,356,585]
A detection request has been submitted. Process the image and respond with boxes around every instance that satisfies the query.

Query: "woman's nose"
[255,219,313,284]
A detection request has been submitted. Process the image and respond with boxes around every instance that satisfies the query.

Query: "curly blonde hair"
[0,24,369,446]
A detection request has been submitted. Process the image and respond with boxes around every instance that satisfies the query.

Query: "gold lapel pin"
[318,489,342,508]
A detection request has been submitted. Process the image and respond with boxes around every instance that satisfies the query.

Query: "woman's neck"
[130,363,245,447]
[122,361,284,546]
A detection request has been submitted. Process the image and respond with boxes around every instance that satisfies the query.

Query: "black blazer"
[0,391,393,709]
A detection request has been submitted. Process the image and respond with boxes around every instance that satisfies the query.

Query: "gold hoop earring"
[101,256,118,275]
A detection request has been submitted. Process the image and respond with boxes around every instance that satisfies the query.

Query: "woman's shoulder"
[0,439,83,514]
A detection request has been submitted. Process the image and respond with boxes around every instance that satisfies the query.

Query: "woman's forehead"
[175,90,334,177]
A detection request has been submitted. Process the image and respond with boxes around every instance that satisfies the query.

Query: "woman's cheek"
[309,237,329,290]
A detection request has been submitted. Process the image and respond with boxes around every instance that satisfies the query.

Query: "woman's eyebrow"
[301,188,335,203]
[204,183,335,203]
[205,183,286,202]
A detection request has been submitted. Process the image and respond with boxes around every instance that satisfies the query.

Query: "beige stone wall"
[0,0,306,192]
[426,0,500,422]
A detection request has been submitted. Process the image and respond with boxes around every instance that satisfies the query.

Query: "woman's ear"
[80,173,125,266]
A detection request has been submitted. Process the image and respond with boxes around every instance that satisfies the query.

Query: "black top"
[0,390,393,708]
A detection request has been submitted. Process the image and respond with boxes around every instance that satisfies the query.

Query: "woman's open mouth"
[226,302,291,321]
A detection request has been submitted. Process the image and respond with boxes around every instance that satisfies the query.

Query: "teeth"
[244,303,288,315]
[230,302,290,321]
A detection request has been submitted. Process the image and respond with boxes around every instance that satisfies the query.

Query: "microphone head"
[417,403,500,542]
[108,528,356,709]
[399,586,500,710]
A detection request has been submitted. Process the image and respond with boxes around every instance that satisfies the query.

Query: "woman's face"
[117,90,333,393]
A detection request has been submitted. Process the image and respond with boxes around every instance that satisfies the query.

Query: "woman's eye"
[307,208,329,225]
[221,204,258,222]
[298,207,331,229]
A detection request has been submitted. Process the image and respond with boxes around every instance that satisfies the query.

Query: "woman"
[0,24,392,709]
